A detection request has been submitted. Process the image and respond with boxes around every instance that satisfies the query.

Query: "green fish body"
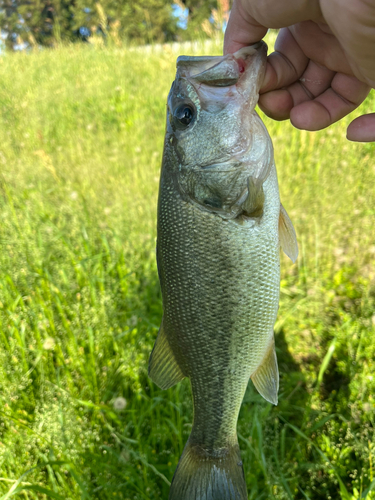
[149,42,298,500]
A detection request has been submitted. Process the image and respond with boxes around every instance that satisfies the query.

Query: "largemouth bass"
[149,42,298,500]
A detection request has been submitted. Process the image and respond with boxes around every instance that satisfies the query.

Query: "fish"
[148,41,298,500]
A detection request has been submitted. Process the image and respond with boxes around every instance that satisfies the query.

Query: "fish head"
[166,42,267,169]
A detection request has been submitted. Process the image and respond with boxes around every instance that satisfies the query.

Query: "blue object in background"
[172,4,189,30]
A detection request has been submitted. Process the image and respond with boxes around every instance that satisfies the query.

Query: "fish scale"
[149,42,298,499]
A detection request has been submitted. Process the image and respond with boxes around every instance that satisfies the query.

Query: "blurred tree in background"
[71,0,179,44]
[0,0,76,49]
[179,0,230,40]
[173,0,217,40]
[0,0,231,50]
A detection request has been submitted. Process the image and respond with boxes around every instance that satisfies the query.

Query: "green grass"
[0,36,374,500]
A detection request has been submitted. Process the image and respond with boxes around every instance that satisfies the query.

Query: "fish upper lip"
[250,41,266,51]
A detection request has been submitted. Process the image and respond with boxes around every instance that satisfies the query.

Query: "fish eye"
[173,103,195,129]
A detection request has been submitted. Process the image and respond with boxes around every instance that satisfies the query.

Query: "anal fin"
[279,203,298,263]
[251,336,279,405]
[148,319,185,390]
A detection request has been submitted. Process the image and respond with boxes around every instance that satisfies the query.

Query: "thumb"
[224,0,267,54]
[224,0,322,55]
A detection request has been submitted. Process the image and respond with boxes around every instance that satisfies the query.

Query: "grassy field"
[0,35,374,500]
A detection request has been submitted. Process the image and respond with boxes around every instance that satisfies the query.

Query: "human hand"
[224,0,375,142]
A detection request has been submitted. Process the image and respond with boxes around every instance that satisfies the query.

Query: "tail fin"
[169,440,247,500]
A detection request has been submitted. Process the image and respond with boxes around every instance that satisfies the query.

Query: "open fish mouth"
[176,41,267,86]
[167,43,268,129]
[172,41,267,92]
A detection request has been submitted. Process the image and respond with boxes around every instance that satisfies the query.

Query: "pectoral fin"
[148,319,185,390]
[279,204,298,263]
[241,176,265,218]
[251,336,279,405]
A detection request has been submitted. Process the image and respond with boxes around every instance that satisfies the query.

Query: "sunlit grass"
[0,35,374,499]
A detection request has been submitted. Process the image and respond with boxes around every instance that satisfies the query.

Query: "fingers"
[291,74,370,130]
[260,22,353,93]
[259,52,335,120]
[297,61,335,98]
[347,114,375,142]
[259,59,334,120]
[258,90,294,121]
[261,23,354,94]
[257,24,370,132]
[289,21,354,76]
[224,0,374,139]
[259,72,369,131]
[261,28,309,93]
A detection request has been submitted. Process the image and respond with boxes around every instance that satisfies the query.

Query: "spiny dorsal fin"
[251,336,279,405]
[241,176,265,218]
[279,204,298,263]
[148,319,185,390]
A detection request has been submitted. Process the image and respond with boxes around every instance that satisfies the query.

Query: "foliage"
[0,0,76,49]
[0,35,374,499]
[173,0,218,41]
[70,0,179,45]
[0,0,179,49]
